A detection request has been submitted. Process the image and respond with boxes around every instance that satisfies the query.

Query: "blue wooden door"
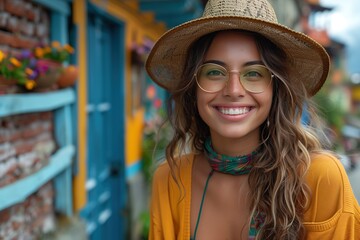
[81,8,127,240]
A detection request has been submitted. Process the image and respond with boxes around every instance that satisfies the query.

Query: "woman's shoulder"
[308,151,345,180]
[305,151,357,222]
[307,151,348,196]
[304,152,360,237]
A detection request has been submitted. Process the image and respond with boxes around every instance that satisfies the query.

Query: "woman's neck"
[210,134,260,157]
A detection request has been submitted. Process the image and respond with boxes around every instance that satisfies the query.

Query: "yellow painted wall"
[73,0,88,211]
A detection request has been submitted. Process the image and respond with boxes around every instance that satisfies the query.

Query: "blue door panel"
[82,6,126,240]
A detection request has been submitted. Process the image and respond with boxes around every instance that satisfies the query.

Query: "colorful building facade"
[0,0,203,239]
[2,0,350,239]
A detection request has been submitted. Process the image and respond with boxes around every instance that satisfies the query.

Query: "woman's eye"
[244,71,261,78]
[207,69,224,76]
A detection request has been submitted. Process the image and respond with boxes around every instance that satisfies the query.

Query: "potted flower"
[0,41,76,93]
[0,50,37,92]
[33,41,76,89]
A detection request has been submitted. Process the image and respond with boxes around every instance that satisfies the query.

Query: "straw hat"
[146,0,330,96]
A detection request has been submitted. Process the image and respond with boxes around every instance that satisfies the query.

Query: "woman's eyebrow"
[243,60,265,66]
[203,60,226,66]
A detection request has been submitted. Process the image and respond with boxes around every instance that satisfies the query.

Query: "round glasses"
[195,63,273,93]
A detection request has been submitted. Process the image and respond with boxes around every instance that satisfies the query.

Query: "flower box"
[0,41,76,93]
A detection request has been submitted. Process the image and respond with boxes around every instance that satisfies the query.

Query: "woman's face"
[196,31,273,153]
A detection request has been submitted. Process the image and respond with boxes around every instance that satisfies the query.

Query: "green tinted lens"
[196,63,272,93]
[240,65,272,93]
[196,63,227,92]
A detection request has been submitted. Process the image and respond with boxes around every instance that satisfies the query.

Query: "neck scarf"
[204,138,260,175]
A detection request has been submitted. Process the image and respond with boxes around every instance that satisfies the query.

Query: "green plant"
[139,211,150,239]
[34,41,74,63]
[0,52,29,86]
[142,109,172,182]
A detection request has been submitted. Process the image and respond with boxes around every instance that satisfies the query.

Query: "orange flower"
[10,57,21,67]
[25,68,34,75]
[51,41,61,49]
[64,44,74,54]
[0,51,5,62]
[25,80,36,90]
[35,47,44,58]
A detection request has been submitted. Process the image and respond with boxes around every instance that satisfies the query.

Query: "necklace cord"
[193,170,214,240]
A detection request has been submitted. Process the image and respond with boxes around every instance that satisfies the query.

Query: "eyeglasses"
[195,63,273,93]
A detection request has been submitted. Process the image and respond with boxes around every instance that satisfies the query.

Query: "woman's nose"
[223,71,246,97]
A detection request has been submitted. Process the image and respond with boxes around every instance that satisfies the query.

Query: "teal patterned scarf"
[204,138,260,175]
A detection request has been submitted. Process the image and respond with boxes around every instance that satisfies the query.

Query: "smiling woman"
[146,0,360,239]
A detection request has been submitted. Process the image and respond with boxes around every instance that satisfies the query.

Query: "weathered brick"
[13,35,38,49]
[0,29,15,46]
[0,0,5,11]
[0,11,10,28]
[4,0,26,18]
[15,113,37,125]
[0,209,10,224]
[24,2,36,22]
[6,15,20,33]
[13,139,34,155]
[21,123,44,139]
[19,19,35,36]
[11,219,21,231]
[6,129,21,142]
[0,143,16,161]
[39,112,53,122]
[0,155,17,170]
[35,22,48,38]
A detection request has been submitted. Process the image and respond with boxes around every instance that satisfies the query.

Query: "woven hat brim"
[146,16,330,96]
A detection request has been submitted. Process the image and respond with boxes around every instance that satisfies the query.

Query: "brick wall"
[0,112,56,187]
[0,182,55,239]
[0,0,49,54]
[0,1,58,238]
[0,111,57,239]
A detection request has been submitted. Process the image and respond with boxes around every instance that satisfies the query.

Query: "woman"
[146,0,360,239]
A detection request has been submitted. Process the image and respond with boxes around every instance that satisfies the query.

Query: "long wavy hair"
[164,30,326,239]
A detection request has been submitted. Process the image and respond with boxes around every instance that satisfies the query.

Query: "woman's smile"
[216,106,251,115]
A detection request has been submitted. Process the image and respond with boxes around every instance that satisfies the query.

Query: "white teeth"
[218,107,250,115]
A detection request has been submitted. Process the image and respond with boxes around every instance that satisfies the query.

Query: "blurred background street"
[0,0,359,239]
[349,167,360,201]
[347,151,360,201]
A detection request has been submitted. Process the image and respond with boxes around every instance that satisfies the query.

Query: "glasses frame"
[194,63,274,94]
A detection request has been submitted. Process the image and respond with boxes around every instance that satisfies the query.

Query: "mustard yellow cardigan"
[149,153,360,239]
